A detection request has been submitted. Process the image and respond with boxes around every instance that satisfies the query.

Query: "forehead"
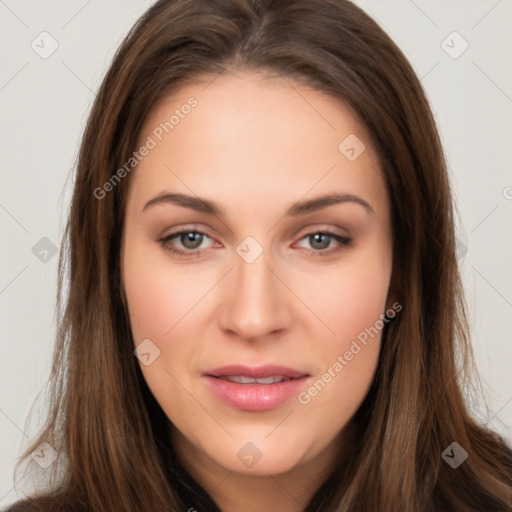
[127,71,387,216]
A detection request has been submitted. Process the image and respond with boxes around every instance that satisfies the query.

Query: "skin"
[121,70,393,511]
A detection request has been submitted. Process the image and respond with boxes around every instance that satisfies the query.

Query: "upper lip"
[204,364,309,379]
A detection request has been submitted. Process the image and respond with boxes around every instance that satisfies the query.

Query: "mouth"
[203,364,311,411]
[204,364,309,380]
[215,375,296,384]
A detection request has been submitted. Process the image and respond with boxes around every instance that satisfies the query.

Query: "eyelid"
[158,223,216,242]
[159,223,350,241]
[294,224,350,239]
[158,224,352,257]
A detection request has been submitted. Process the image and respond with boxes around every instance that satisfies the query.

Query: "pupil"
[311,233,330,250]
[182,232,202,249]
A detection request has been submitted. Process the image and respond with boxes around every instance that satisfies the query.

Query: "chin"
[203,434,314,476]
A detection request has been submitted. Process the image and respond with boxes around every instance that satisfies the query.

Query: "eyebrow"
[142,191,374,216]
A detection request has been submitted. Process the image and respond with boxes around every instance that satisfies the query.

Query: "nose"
[218,246,292,342]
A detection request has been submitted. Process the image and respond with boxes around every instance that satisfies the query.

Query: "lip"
[204,364,308,379]
[203,364,310,411]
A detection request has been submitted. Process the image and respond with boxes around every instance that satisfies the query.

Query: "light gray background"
[1,0,511,508]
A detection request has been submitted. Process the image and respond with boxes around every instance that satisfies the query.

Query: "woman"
[6,0,512,511]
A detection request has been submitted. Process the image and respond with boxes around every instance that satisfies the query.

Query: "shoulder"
[3,498,51,512]
[2,497,87,512]
[3,500,34,512]
[3,501,38,512]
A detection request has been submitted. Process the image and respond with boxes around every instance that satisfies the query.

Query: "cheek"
[123,243,210,342]
[310,248,392,348]
[295,297,385,443]
[123,246,214,403]
[294,244,391,417]
[123,251,206,424]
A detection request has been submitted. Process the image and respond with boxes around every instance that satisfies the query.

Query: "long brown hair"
[8,1,512,511]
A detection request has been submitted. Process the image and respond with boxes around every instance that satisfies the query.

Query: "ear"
[118,262,129,314]
[119,276,130,313]
[385,270,402,312]
[121,286,128,309]
[119,243,128,311]
[385,291,399,310]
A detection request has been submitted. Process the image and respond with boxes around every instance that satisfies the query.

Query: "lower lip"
[204,375,309,411]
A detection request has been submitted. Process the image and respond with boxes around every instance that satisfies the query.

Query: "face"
[121,71,393,478]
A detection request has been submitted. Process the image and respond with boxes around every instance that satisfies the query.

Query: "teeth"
[220,375,291,384]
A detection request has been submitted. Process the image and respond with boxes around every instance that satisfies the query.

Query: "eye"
[295,231,352,256]
[158,228,351,258]
[158,229,216,257]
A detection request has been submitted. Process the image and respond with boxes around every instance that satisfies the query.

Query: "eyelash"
[157,228,352,258]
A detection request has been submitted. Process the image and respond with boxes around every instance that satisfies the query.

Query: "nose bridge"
[220,240,289,339]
